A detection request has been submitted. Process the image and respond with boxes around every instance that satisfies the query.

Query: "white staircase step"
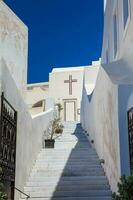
[34,163,102,168]
[21,190,111,198]
[28,175,108,182]
[30,171,105,177]
[24,184,110,192]
[21,122,111,200]
[33,165,103,171]
[20,197,111,200]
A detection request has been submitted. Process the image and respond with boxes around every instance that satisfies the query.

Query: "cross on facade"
[64,75,77,95]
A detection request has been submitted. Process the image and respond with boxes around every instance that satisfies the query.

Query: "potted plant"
[45,118,62,148]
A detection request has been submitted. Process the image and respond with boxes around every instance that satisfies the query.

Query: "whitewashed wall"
[0,4,55,199]
[81,65,121,192]
[102,0,133,177]
[0,1,28,98]
[49,67,84,121]
[0,60,54,200]
[26,83,49,108]
[102,0,133,65]
[81,0,133,192]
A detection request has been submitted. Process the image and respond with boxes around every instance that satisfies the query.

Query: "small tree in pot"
[44,117,63,148]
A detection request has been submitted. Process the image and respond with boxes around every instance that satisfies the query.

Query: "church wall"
[49,69,84,121]
[0,60,54,200]
[81,66,120,192]
[0,1,28,98]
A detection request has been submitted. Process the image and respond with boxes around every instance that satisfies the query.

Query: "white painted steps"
[20,122,112,200]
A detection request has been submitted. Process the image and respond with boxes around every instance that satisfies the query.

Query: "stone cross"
[64,75,77,95]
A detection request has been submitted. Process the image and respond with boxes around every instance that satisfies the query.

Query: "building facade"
[81,0,133,192]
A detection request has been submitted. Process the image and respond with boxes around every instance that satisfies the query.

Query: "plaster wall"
[26,83,49,115]
[81,66,120,192]
[0,59,54,200]
[81,0,133,192]
[49,68,84,121]
[0,1,28,98]
[102,0,133,66]
[26,84,49,107]
[118,85,133,176]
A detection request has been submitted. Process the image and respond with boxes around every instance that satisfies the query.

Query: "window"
[123,0,129,28]
[113,13,118,58]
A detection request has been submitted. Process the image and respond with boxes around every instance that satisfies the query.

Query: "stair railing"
[14,187,30,199]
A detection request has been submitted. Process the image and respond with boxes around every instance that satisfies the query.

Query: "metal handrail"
[14,187,30,199]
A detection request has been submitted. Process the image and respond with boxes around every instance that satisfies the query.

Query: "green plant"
[112,173,133,200]
[0,168,7,200]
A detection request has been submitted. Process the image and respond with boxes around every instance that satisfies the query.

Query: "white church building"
[0,0,133,199]
[26,62,100,122]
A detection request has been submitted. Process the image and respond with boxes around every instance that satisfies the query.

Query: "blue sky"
[5,0,104,83]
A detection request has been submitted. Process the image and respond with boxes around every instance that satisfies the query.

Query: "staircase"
[20,122,112,200]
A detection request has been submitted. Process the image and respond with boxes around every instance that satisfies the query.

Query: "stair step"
[37,159,99,164]
[36,160,100,165]
[20,197,112,200]
[39,151,96,155]
[24,184,110,192]
[36,159,100,163]
[40,148,95,152]
[31,171,105,177]
[34,163,102,168]
[38,153,98,157]
[27,180,109,187]
[39,152,97,156]
[26,181,109,187]
[33,165,103,171]
[21,190,111,198]
[28,175,108,182]
[22,122,111,200]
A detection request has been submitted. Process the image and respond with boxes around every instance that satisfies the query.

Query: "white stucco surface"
[49,67,85,121]
[0,60,54,199]
[26,82,49,115]
[81,65,121,192]
[0,3,55,199]
[0,1,28,98]
[81,0,133,192]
